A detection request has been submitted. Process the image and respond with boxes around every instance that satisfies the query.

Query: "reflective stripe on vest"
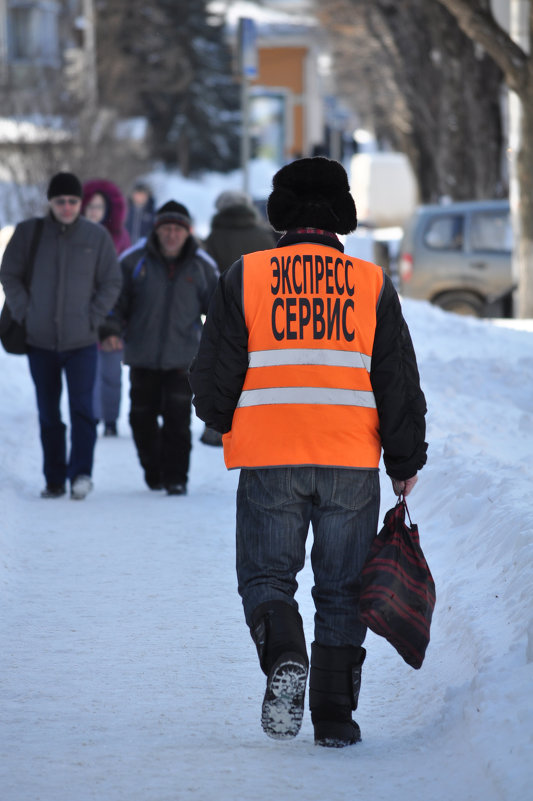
[248,347,372,371]
[223,244,384,470]
[237,386,376,408]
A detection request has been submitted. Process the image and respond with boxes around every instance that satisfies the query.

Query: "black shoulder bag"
[0,218,44,355]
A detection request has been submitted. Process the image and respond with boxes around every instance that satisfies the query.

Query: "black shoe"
[313,718,362,748]
[310,642,365,748]
[261,653,308,740]
[166,483,187,496]
[41,484,66,499]
[145,470,164,490]
[103,422,118,437]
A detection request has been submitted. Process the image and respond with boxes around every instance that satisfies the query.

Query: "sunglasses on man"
[52,197,81,206]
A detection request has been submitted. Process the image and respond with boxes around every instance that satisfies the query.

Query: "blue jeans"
[28,344,98,486]
[93,347,123,424]
[236,466,380,647]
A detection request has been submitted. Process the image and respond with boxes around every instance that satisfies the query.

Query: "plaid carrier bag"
[359,497,436,669]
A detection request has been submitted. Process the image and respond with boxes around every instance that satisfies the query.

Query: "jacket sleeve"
[199,254,220,316]
[0,220,34,322]
[98,252,137,339]
[89,229,122,329]
[189,259,248,432]
[371,275,428,480]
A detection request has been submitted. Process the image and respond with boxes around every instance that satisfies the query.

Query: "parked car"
[398,199,513,316]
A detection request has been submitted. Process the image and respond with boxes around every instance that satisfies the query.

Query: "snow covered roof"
[212,0,318,38]
[0,116,70,145]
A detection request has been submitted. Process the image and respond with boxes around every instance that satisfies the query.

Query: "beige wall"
[252,46,308,157]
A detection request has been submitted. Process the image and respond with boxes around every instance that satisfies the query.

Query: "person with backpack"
[100,201,219,495]
[189,157,427,747]
[0,171,121,499]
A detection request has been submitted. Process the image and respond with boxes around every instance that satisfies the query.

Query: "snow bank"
[0,298,532,801]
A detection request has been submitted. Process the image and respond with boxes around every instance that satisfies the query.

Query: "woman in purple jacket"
[82,179,130,436]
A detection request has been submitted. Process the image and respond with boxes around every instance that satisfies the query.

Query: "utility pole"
[238,18,258,196]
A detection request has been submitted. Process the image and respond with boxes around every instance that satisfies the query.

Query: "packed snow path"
[1,300,532,801]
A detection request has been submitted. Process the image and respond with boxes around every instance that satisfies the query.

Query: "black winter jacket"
[103,231,219,370]
[204,203,278,274]
[189,231,427,480]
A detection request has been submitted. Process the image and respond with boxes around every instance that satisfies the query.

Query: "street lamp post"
[238,18,258,196]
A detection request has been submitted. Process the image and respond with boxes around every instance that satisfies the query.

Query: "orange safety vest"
[223,243,384,469]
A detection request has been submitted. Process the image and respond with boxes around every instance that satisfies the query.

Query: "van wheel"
[433,291,484,317]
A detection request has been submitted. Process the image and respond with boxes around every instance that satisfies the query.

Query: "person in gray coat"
[0,172,122,499]
[100,200,219,495]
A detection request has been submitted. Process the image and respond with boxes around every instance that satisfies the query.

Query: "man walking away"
[189,157,427,747]
[125,182,156,245]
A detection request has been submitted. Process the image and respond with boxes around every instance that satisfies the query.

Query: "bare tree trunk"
[317,0,504,202]
[517,83,533,316]
[434,0,533,316]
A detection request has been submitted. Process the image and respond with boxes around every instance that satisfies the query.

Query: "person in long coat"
[82,179,131,436]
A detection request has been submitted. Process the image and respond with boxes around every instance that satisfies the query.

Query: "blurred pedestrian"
[204,190,277,274]
[125,181,156,245]
[199,190,278,447]
[0,171,121,499]
[101,201,219,495]
[82,179,131,437]
[189,157,427,746]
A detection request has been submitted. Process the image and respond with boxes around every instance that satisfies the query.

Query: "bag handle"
[24,218,44,290]
[398,493,413,526]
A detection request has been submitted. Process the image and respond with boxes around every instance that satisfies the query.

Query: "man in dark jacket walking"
[204,190,277,274]
[101,201,219,495]
[124,182,156,245]
[189,158,427,747]
[199,190,278,448]
[0,171,122,499]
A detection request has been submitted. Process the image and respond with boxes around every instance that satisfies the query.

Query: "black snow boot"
[250,600,309,740]
[309,641,366,748]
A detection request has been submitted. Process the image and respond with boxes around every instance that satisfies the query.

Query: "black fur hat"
[267,157,357,234]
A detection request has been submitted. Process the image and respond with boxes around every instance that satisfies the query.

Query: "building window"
[7,1,59,64]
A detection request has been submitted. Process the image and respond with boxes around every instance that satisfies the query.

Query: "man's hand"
[100,335,123,352]
[391,475,418,497]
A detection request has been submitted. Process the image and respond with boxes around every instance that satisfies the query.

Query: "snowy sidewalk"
[1,300,532,801]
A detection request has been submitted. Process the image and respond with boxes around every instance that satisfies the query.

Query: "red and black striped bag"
[359,497,436,669]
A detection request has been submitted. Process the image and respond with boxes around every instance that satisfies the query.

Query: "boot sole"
[261,657,308,740]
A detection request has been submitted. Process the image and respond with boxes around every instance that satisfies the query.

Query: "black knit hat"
[47,171,83,200]
[154,200,192,231]
[267,157,357,234]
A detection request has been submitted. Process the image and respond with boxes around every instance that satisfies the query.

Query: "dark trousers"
[27,344,98,486]
[129,367,192,486]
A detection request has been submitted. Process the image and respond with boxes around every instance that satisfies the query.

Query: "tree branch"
[435,0,529,93]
